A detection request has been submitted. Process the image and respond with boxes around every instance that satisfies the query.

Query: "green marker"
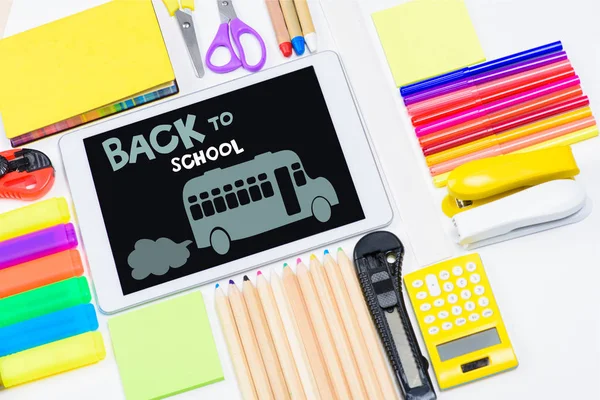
[0,277,91,328]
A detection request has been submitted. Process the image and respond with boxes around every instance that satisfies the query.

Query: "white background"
[1,0,599,399]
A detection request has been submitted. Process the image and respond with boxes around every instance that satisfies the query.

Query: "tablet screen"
[84,67,365,295]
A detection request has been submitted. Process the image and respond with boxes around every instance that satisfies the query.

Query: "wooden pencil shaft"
[265,0,291,44]
[292,0,315,34]
[279,0,303,38]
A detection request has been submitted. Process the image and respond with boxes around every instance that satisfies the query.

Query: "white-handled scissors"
[162,0,205,78]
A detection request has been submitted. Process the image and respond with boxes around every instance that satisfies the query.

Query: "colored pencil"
[400,41,563,96]
[293,0,316,52]
[242,276,289,400]
[336,249,398,398]
[215,284,258,400]
[283,263,335,399]
[297,260,350,399]
[426,106,593,166]
[256,271,306,400]
[403,51,568,106]
[309,255,368,400]
[415,76,581,137]
[265,0,292,57]
[421,96,590,156]
[408,59,574,126]
[279,0,305,55]
[228,280,274,400]
[271,270,319,399]
[432,125,599,188]
[323,252,385,400]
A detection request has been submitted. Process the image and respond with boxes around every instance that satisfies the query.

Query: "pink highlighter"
[415,75,581,138]
[408,60,575,126]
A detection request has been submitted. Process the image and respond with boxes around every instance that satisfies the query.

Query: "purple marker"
[403,51,569,105]
[0,224,77,270]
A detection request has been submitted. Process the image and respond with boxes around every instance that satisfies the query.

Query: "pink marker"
[415,76,581,137]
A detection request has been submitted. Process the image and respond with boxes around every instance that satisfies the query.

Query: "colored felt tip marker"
[291,37,305,55]
[293,0,317,52]
[400,41,563,96]
[265,0,292,57]
[279,0,305,55]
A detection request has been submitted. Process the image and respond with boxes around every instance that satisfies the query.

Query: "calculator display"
[437,328,501,362]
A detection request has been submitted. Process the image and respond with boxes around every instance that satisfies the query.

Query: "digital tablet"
[60,51,393,313]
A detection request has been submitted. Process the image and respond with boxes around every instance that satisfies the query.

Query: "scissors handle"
[206,23,243,74]
[229,18,267,73]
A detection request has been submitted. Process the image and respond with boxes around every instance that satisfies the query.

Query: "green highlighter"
[0,277,91,328]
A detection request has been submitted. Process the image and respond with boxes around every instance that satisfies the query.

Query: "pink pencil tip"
[296,258,302,264]
[257,271,262,276]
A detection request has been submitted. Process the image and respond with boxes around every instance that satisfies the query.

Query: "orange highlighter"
[430,115,597,176]
[0,250,83,299]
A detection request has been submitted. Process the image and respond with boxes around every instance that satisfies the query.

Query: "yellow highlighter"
[0,332,105,388]
[0,197,71,242]
[441,146,580,217]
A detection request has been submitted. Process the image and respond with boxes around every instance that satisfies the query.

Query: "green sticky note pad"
[108,292,224,400]
[372,0,485,88]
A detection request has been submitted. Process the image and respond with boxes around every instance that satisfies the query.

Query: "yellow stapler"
[441,147,580,218]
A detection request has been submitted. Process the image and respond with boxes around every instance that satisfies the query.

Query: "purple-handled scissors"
[206,0,267,74]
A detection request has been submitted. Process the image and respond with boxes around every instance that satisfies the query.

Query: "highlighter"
[403,51,568,105]
[408,60,574,125]
[0,250,84,299]
[426,106,593,166]
[0,331,105,388]
[418,87,584,150]
[0,276,91,328]
[0,223,78,270]
[431,125,600,188]
[0,197,70,242]
[0,304,98,357]
[429,116,597,176]
[400,41,563,96]
[422,96,590,156]
[415,76,581,137]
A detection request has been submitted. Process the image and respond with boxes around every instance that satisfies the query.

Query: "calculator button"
[420,303,432,312]
[470,273,481,284]
[424,315,435,324]
[474,285,485,295]
[443,282,454,292]
[439,270,450,280]
[416,291,427,300]
[451,306,462,316]
[478,297,489,307]
[466,262,477,272]
[412,280,424,288]
[442,322,452,331]
[461,289,472,300]
[425,274,442,297]
[433,299,445,307]
[428,327,439,335]
[465,301,476,312]
[447,294,458,304]
[483,309,494,318]
[469,313,480,322]
[456,318,466,326]
[456,278,467,288]
[452,266,463,276]
[438,311,449,319]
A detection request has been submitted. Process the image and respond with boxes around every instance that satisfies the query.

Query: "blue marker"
[400,41,563,97]
[291,36,305,56]
[0,303,98,357]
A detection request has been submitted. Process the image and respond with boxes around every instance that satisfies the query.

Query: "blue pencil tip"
[291,36,305,55]
[324,249,329,255]
[215,283,219,288]
[229,279,235,285]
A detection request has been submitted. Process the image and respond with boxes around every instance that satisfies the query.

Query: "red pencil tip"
[257,270,262,276]
[280,42,292,58]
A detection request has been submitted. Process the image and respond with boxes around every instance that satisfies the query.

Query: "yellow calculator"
[404,253,517,389]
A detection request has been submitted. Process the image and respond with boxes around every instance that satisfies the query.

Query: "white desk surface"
[1,0,600,399]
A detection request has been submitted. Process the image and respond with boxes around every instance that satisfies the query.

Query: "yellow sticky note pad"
[373,0,485,88]
[108,292,224,400]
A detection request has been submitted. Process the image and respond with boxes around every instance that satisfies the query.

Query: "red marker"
[265,0,293,57]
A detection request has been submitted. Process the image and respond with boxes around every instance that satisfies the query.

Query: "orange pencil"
[0,250,83,299]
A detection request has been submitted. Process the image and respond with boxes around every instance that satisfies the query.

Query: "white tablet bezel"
[60,51,393,313]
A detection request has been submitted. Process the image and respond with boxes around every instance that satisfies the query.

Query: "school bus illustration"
[182,150,339,255]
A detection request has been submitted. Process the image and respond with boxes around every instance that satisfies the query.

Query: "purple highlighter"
[403,51,569,105]
[0,224,77,270]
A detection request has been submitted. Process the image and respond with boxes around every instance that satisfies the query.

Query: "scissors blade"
[175,10,205,78]
[217,0,238,23]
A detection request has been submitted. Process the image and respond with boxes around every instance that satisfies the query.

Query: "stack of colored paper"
[399,41,598,187]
